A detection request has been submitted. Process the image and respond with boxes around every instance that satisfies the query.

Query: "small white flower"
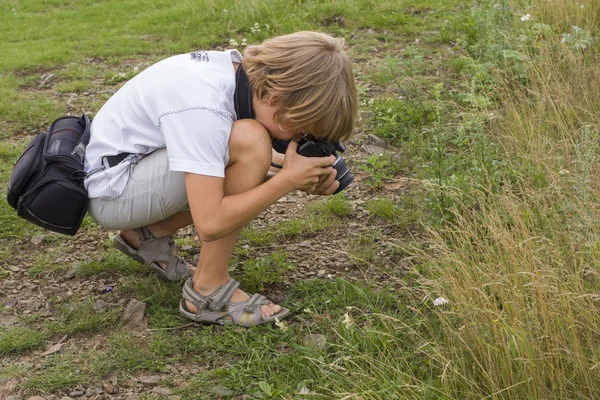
[228,38,239,46]
[133,66,139,73]
[299,386,310,395]
[559,169,570,175]
[275,317,288,332]
[302,308,313,314]
[342,312,353,328]
[223,9,228,13]
[520,14,531,22]
[433,297,449,306]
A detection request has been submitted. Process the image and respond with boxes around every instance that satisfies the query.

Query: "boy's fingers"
[286,140,298,155]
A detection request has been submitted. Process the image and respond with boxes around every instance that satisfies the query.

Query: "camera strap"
[234,64,254,120]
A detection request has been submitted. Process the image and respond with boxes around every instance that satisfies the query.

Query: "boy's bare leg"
[186,120,282,319]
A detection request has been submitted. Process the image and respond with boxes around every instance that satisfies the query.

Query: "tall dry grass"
[426,1,600,398]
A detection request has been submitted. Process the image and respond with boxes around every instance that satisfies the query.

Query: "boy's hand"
[281,141,336,191]
[304,168,339,195]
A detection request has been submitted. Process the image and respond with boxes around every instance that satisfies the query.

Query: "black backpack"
[7,115,91,236]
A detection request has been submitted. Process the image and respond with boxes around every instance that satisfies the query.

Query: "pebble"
[121,299,146,327]
[68,391,84,398]
[5,265,20,272]
[153,387,173,396]
[137,375,160,387]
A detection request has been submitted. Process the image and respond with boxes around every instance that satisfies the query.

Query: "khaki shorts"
[88,148,189,230]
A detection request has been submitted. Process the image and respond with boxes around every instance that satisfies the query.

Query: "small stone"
[153,387,173,396]
[103,383,116,394]
[4,298,17,307]
[28,396,45,400]
[1,315,18,327]
[137,375,160,387]
[68,390,83,398]
[60,397,73,400]
[94,300,112,312]
[5,265,20,273]
[29,235,46,250]
[303,334,327,351]
[121,299,146,327]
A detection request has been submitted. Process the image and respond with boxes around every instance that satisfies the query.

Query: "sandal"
[113,226,192,282]
[179,278,290,327]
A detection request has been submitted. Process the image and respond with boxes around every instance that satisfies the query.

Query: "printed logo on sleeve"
[190,51,209,62]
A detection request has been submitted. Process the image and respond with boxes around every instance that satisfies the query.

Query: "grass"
[0,326,46,355]
[1,0,599,398]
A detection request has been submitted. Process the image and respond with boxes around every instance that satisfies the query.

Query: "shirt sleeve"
[159,108,232,177]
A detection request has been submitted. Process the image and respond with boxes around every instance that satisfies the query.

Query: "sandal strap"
[209,279,240,311]
[182,279,209,315]
[134,226,155,243]
[243,293,266,314]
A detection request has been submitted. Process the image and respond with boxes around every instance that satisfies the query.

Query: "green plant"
[233,252,294,292]
[360,154,401,188]
[0,326,46,355]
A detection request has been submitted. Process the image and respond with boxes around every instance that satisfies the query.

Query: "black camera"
[272,137,354,194]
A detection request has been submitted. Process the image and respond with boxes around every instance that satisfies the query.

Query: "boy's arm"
[186,142,336,242]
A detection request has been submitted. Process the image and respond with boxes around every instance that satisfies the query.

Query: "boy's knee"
[229,119,271,165]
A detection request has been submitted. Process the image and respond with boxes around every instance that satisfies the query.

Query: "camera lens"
[332,155,354,194]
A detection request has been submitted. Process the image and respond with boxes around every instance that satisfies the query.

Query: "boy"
[84,31,358,327]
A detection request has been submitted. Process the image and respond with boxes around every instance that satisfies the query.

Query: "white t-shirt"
[84,49,243,199]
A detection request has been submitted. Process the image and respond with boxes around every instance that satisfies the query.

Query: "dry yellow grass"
[425,0,600,397]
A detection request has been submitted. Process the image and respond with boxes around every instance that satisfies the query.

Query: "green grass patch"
[47,298,121,335]
[0,326,46,355]
[76,248,145,277]
[22,357,84,393]
[308,193,353,218]
[232,252,294,293]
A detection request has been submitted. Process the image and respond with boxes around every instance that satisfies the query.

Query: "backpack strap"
[72,114,92,165]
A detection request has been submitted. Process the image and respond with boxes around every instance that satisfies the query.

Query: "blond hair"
[242,31,358,142]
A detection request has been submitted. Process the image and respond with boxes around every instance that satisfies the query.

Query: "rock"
[153,387,173,396]
[137,375,160,387]
[211,384,234,396]
[68,391,83,398]
[5,265,20,273]
[303,334,327,351]
[102,383,116,394]
[29,235,46,250]
[0,315,18,327]
[0,377,18,398]
[4,298,17,307]
[94,299,113,312]
[121,299,146,327]
[27,396,45,400]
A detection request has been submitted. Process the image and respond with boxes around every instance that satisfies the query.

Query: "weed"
[0,326,46,355]
[308,193,353,218]
[359,154,401,189]
[47,298,121,335]
[240,224,276,246]
[23,358,83,393]
[76,248,145,276]
[232,252,294,292]
[367,197,399,221]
